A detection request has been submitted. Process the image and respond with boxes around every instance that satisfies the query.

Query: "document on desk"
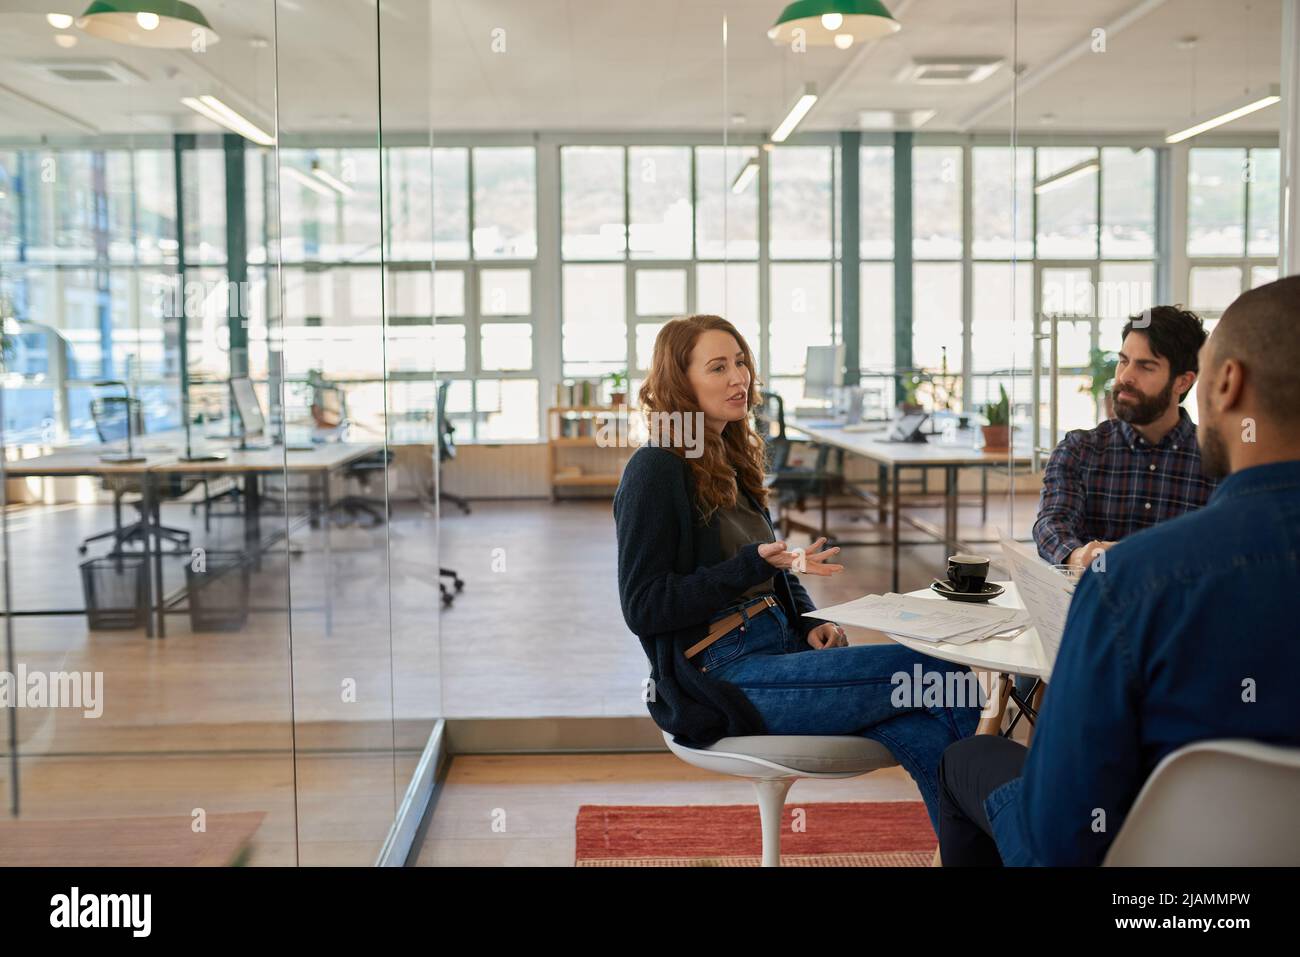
[1000,538,1075,669]
[806,593,1027,645]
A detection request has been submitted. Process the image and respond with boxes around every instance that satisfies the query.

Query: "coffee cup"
[947,554,990,593]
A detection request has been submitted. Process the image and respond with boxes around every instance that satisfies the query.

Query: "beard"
[1199,419,1231,481]
[1112,377,1175,427]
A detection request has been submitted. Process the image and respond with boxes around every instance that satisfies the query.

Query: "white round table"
[881,581,1052,681]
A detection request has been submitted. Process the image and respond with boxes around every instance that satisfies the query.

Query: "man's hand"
[1068,540,1115,570]
[806,622,848,649]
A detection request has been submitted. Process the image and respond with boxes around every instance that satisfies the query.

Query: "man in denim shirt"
[936,276,1300,866]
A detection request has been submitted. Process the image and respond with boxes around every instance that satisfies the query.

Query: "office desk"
[786,423,1033,591]
[4,440,383,636]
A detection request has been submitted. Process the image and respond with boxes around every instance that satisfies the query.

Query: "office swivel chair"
[755,390,840,537]
[79,397,192,556]
[307,380,393,528]
[434,379,470,516]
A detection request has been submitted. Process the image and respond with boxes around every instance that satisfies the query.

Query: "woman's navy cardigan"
[613,445,824,747]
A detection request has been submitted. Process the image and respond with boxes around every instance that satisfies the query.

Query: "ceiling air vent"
[20,59,146,85]
[896,57,1003,85]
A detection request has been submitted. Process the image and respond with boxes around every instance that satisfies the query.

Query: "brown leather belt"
[685,594,779,661]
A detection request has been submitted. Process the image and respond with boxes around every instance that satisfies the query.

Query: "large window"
[275,144,539,441]
[1187,147,1279,317]
[1,145,185,443]
[559,144,763,403]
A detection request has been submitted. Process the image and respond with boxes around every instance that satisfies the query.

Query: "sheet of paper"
[999,539,1075,668]
[807,593,1025,644]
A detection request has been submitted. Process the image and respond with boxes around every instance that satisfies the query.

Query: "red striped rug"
[576,801,936,867]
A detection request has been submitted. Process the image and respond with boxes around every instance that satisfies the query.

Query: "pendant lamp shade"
[768,0,900,46]
[78,0,220,49]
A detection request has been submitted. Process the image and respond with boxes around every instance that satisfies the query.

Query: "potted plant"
[1080,347,1119,421]
[898,374,924,414]
[607,369,628,407]
[982,384,1011,452]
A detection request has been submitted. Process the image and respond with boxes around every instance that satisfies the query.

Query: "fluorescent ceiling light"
[281,165,335,198]
[1165,86,1281,144]
[771,85,818,143]
[731,159,758,194]
[1034,158,1099,194]
[311,162,354,196]
[180,95,274,146]
[47,13,75,28]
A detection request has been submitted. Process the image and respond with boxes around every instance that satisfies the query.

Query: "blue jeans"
[700,598,982,834]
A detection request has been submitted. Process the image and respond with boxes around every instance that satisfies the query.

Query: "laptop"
[875,411,929,443]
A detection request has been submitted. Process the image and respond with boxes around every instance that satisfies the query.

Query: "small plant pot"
[981,425,1010,452]
[610,391,627,407]
[899,402,924,414]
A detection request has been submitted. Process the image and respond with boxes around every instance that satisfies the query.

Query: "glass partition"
[0,0,437,866]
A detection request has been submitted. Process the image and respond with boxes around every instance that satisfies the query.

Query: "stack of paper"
[807,593,1029,645]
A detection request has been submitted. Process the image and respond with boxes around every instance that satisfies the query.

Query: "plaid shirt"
[1033,408,1218,565]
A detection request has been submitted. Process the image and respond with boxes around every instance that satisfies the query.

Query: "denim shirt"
[989,459,1300,866]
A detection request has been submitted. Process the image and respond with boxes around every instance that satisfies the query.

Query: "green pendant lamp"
[768,0,900,49]
[77,0,219,48]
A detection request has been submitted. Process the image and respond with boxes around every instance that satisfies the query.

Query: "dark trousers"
[938,735,1029,866]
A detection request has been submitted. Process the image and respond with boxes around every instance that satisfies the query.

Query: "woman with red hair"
[614,315,980,833]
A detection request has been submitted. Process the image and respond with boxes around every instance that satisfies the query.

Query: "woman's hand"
[757,537,844,577]
[806,622,848,649]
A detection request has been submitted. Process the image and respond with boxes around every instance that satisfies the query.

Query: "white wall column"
[1279,0,1300,276]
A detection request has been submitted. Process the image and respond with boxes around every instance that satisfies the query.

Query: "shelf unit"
[546,406,631,501]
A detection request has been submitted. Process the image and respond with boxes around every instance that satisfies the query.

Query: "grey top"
[716,486,776,599]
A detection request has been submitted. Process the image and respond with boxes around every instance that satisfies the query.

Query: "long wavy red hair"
[638,315,768,524]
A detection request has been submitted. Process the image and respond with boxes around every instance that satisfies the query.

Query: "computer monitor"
[803,343,844,401]
[230,376,267,441]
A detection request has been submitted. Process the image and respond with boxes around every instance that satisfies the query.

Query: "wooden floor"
[415,752,926,866]
[1,484,1040,865]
